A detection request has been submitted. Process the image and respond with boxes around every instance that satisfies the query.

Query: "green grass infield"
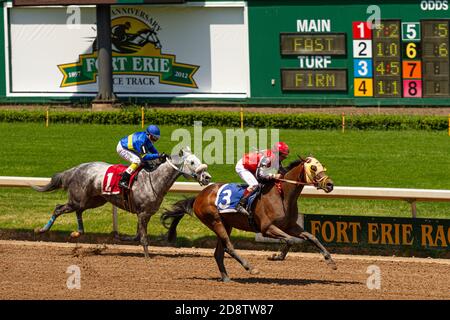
[0,123,449,243]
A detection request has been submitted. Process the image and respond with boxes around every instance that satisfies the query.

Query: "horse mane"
[285,157,305,171]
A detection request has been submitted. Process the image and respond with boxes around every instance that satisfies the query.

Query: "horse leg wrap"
[42,215,57,232]
[76,215,84,233]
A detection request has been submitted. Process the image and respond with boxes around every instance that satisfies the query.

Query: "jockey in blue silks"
[116,124,162,189]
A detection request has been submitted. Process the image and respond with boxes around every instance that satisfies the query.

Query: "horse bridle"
[276,160,327,188]
[166,156,202,180]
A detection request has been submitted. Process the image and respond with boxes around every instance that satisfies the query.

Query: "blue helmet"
[146,125,160,140]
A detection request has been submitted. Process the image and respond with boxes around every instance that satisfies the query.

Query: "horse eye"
[191,161,195,166]
[311,165,317,172]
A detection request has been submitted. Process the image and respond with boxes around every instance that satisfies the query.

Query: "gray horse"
[33,147,211,257]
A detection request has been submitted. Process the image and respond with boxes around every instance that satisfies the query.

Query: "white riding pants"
[117,142,141,173]
[235,159,259,188]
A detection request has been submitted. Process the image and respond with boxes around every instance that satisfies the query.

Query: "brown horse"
[161,156,337,282]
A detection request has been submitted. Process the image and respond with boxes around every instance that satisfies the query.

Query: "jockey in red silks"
[234,142,290,215]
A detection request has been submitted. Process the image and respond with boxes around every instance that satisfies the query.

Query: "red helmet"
[272,142,289,156]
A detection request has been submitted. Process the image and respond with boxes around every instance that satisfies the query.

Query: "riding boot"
[236,190,252,216]
[119,172,131,189]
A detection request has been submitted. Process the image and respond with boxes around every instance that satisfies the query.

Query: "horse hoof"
[268,254,283,261]
[70,231,82,238]
[326,259,338,270]
[34,227,45,234]
[116,235,140,242]
[250,268,260,275]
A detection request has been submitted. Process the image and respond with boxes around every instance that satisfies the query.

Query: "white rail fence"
[1,176,450,235]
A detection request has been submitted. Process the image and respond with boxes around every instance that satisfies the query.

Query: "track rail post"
[406,199,417,218]
[112,205,118,235]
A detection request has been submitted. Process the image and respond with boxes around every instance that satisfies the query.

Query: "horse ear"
[297,154,305,161]
[179,149,184,157]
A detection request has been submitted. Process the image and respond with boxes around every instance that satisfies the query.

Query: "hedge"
[0,109,447,130]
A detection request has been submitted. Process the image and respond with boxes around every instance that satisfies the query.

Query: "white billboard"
[5,3,249,97]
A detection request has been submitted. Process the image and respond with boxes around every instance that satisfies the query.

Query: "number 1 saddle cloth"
[101,164,141,195]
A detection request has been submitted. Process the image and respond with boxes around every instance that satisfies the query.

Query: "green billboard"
[304,214,450,251]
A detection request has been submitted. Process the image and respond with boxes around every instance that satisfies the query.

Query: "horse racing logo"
[58,11,199,88]
[108,18,161,54]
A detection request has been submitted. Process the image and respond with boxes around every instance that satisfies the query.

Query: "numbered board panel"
[372,20,402,97]
[350,19,450,99]
[422,20,449,97]
[278,18,450,100]
[250,1,450,105]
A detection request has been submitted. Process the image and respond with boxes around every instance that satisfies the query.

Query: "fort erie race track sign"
[58,11,199,89]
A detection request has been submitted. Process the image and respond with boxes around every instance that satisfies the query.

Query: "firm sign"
[281,69,347,91]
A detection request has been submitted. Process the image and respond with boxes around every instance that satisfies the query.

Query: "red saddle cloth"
[102,164,140,195]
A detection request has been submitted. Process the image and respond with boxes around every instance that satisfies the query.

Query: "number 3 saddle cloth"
[215,183,258,214]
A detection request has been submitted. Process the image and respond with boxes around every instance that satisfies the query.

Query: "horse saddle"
[102,164,142,195]
[215,183,259,214]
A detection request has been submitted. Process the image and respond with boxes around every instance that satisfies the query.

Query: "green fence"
[304,214,450,251]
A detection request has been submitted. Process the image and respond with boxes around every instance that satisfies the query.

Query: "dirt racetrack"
[0,240,449,300]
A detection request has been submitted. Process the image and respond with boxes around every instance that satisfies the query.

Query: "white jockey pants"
[116,142,141,174]
[235,159,259,187]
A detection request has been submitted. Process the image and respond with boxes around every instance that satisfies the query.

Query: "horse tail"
[160,197,196,243]
[32,173,63,192]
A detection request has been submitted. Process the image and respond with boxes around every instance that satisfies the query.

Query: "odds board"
[249,0,450,105]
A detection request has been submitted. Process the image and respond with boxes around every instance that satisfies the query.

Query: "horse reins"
[166,157,192,177]
[276,165,328,187]
[166,157,202,180]
[275,178,314,186]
